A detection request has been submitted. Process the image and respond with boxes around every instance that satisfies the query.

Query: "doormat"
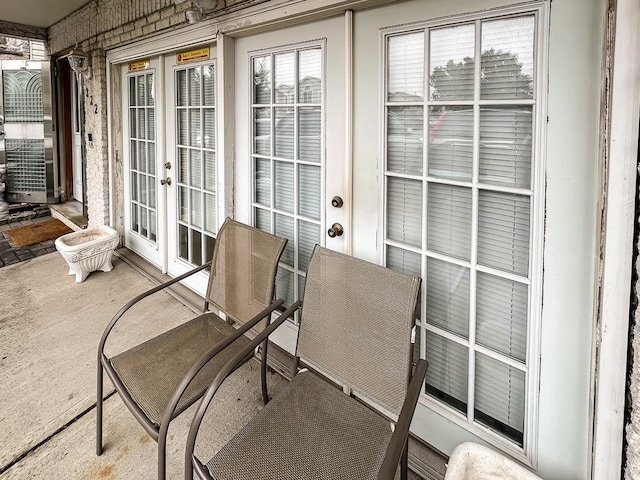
[6,219,73,247]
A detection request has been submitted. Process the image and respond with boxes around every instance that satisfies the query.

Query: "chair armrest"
[185,300,302,480]
[377,359,429,480]
[98,261,212,358]
[158,298,285,438]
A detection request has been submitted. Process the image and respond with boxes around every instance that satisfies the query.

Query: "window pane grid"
[128,73,157,243]
[250,46,323,315]
[175,63,217,266]
[384,13,537,449]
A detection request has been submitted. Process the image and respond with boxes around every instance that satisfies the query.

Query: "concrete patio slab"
[0,252,198,471]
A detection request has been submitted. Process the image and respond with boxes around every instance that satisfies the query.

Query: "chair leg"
[260,340,269,405]
[158,425,167,480]
[400,440,409,480]
[96,361,104,456]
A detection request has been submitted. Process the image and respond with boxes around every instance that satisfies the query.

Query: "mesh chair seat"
[205,370,393,480]
[111,313,250,426]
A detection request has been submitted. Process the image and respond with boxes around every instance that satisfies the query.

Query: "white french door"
[165,48,219,293]
[122,59,163,266]
[234,16,347,352]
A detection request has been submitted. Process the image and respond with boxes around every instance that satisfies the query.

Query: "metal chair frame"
[96,218,287,480]
[185,246,428,480]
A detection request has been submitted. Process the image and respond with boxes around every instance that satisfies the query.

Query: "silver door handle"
[160,177,172,186]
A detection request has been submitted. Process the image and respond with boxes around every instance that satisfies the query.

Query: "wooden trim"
[591,0,640,478]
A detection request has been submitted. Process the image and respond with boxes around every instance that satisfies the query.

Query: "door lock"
[164,162,172,169]
[327,223,344,238]
[331,196,344,208]
[160,177,172,186]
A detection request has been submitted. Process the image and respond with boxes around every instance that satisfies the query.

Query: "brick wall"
[47,0,265,227]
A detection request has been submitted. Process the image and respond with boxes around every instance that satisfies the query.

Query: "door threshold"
[50,202,88,231]
[114,247,204,314]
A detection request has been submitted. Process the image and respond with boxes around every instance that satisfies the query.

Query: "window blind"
[427,183,472,261]
[426,332,469,414]
[387,106,424,175]
[428,106,473,181]
[426,257,470,338]
[384,14,537,448]
[479,107,532,188]
[387,177,423,248]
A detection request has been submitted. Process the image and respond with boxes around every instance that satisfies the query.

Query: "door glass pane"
[251,45,324,310]
[476,272,528,361]
[253,56,271,104]
[298,49,321,103]
[387,177,422,248]
[387,32,424,102]
[274,52,294,104]
[298,107,321,162]
[481,16,534,100]
[427,184,472,260]
[275,107,294,158]
[387,106,423,175]
[426,332,468,414]
[426,257,470,338]
[479,107,533,188]
[128,71,157,244]
[475,353,525,445]
[429,24,475,101]
[2,71,43,122]
[477,191,530,276]
[428,107,473,181]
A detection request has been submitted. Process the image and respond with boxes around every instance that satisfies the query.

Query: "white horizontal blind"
[251,45,323,310]
[175,63,217,266]
[384,12,538,450]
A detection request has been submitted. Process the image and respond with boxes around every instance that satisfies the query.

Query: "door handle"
[327,223,344,238]
[160,177,172,186]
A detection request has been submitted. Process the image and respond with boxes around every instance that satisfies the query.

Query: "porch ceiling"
[0,0,91,29]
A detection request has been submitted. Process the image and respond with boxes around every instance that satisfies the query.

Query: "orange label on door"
[128,59,150,72]
[176,47,210,64]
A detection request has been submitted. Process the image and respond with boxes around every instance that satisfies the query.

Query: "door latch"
[160,177,172,186]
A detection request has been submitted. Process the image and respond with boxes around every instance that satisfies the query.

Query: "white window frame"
[379,2,548,466]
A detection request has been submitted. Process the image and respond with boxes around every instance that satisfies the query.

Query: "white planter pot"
[55,225,119,283]
[444,442,542,480]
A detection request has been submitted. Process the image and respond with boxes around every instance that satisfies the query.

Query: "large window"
[383,12,542,452]
[251,45,323,309]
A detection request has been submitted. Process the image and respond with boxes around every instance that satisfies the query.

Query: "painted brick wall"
[47,0,265,228]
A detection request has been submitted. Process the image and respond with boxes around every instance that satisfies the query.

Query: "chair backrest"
[297,246,421,416]
[206,218,287,327]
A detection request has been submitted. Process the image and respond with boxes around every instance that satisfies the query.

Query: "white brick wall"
[47,0,266,228]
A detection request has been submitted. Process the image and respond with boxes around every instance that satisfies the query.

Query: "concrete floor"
[0,251,424,480]
[0,252,288,479]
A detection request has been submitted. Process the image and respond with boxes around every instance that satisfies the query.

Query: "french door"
[122,58,163,266]
[234,17,347,352]
[165,47,219,293]
[122,47,219,292]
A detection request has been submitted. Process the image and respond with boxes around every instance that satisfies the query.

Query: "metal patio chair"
[96,218,287,480]
[185,245,428,480]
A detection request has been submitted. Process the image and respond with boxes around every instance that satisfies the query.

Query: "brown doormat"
[6,219,73,247]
